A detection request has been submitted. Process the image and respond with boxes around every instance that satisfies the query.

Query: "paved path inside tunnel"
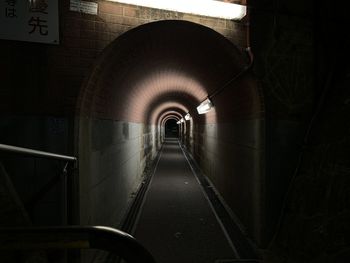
[133,138,237,263]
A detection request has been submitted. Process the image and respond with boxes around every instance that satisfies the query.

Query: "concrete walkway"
[133,138,237,263]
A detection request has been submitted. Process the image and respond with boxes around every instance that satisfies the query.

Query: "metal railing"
[0,144,77,163]
[0,226,156,263]
[0,144,156,262]
[0,143,78,225]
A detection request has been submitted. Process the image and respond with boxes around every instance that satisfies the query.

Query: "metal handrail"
[0,226,156,263]
[0,143,78,224]
[0,143,77,163]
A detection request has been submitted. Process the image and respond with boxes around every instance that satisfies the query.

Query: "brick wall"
[0,0,246,117]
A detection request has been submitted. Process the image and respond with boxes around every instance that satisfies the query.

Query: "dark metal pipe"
[207,7,254,100]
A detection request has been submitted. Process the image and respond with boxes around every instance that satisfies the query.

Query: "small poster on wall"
[0,0,59,44]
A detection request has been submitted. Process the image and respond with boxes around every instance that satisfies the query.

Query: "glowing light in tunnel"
[185,113,191,120]
[197,98,213,114]
[180,118,185,123]
[176,120,181,124]
[107,0,246,20]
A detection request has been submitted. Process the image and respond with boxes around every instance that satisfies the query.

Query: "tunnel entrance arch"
[75,19,264,244]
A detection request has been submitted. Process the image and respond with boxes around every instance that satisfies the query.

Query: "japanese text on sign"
[5,0,17,18]
[28,0,48,36]
[0,0,59,44]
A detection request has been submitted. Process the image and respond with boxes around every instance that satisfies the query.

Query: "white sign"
[0,0,59,44]
[70,0,98,15]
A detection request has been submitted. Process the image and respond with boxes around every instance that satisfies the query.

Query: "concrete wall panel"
[191,119,264,243]
[78,118,147,226]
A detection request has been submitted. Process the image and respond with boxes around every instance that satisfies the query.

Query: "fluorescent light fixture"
[107,0,246,20]
[180,118,185,123]
[197,98,213,114]
[185,113,191,120]
[176,120,181,124]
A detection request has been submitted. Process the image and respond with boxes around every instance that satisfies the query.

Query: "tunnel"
[76,20,263,248]
[1,1,349,262]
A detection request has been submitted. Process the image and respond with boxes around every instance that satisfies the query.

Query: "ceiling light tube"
[197,98,213,114]
[106,0,246,20]
[185,113,191,120]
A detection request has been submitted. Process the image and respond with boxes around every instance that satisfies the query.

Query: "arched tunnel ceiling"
[149,99,190,124]
[161,115,181,127]
[80,20,258,124]
[159,111,184,126]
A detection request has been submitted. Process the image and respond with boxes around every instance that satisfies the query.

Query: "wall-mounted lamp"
[184,113,191,120]
[176,120,181,124]
[180,118,185,123]
[196,98,213,114]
